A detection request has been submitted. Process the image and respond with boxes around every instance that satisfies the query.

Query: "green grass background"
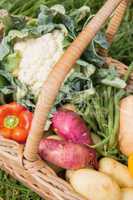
[0,0,132,199]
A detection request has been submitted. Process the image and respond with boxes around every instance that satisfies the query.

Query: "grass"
[0,170,42,200]
[110,2,133,65]
[0,0,132,199]
[0,0,103,16]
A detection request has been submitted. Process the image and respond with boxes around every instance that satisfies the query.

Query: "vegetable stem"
[109,89,125,148]
[124,62,133,82]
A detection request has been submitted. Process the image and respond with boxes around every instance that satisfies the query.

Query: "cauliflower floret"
[14,30,64,97]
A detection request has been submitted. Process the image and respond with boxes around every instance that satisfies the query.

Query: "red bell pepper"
[0,102,33,143]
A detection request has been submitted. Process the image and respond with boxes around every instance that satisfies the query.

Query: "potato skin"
[51,109,93,145]
[39,139,98,169]
[68,168,121,200]
[99,157,133,187]
[46,136,62,172]
[66,169,74,181]
[119,95,133,156]
[121,188,133,200]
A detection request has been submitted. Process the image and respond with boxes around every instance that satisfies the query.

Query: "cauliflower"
[14,30,64,97]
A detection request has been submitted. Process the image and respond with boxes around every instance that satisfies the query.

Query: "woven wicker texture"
[106,0,129,44]
[100,0,129,56]
[0,0,132,199]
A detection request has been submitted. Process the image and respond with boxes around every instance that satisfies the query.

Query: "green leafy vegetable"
[94,67,126,88]
[55,62,96,106]
[101,78,126,89]
[0,74,8,87]
[0,4,108,74]
[0,69,35,109]
[0,30,28,60]
[3,50,21,74]
[72,64,133,163]
[0,38,10,61]
[0,14,26,33]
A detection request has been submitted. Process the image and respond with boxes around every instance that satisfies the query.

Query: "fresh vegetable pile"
[0,1,133,200]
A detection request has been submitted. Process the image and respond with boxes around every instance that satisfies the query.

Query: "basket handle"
[100,0,129,56]
[106,0,128,45]
[24,0,124,161]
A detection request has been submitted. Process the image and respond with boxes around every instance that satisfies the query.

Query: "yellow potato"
[119,95,133,156]
[66,169,74,181]
[99,157,133,187]
[121,188,133,200]
[67,168,121,200]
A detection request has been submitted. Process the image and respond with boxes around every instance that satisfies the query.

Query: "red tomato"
[0,102,33,143]
[12,127,28,143]
[0,128,12,139]
[19,110,33,131]
[0,102,26,127]
[6,102,26,115]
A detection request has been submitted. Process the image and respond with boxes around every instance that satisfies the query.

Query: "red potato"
[51,109,93,145]
[39,138,98,170]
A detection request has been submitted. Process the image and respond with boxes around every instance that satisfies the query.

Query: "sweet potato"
[51,109,93,145]
[39,138,98,169]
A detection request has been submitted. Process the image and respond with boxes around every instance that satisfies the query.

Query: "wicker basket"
[0,0,132,199]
